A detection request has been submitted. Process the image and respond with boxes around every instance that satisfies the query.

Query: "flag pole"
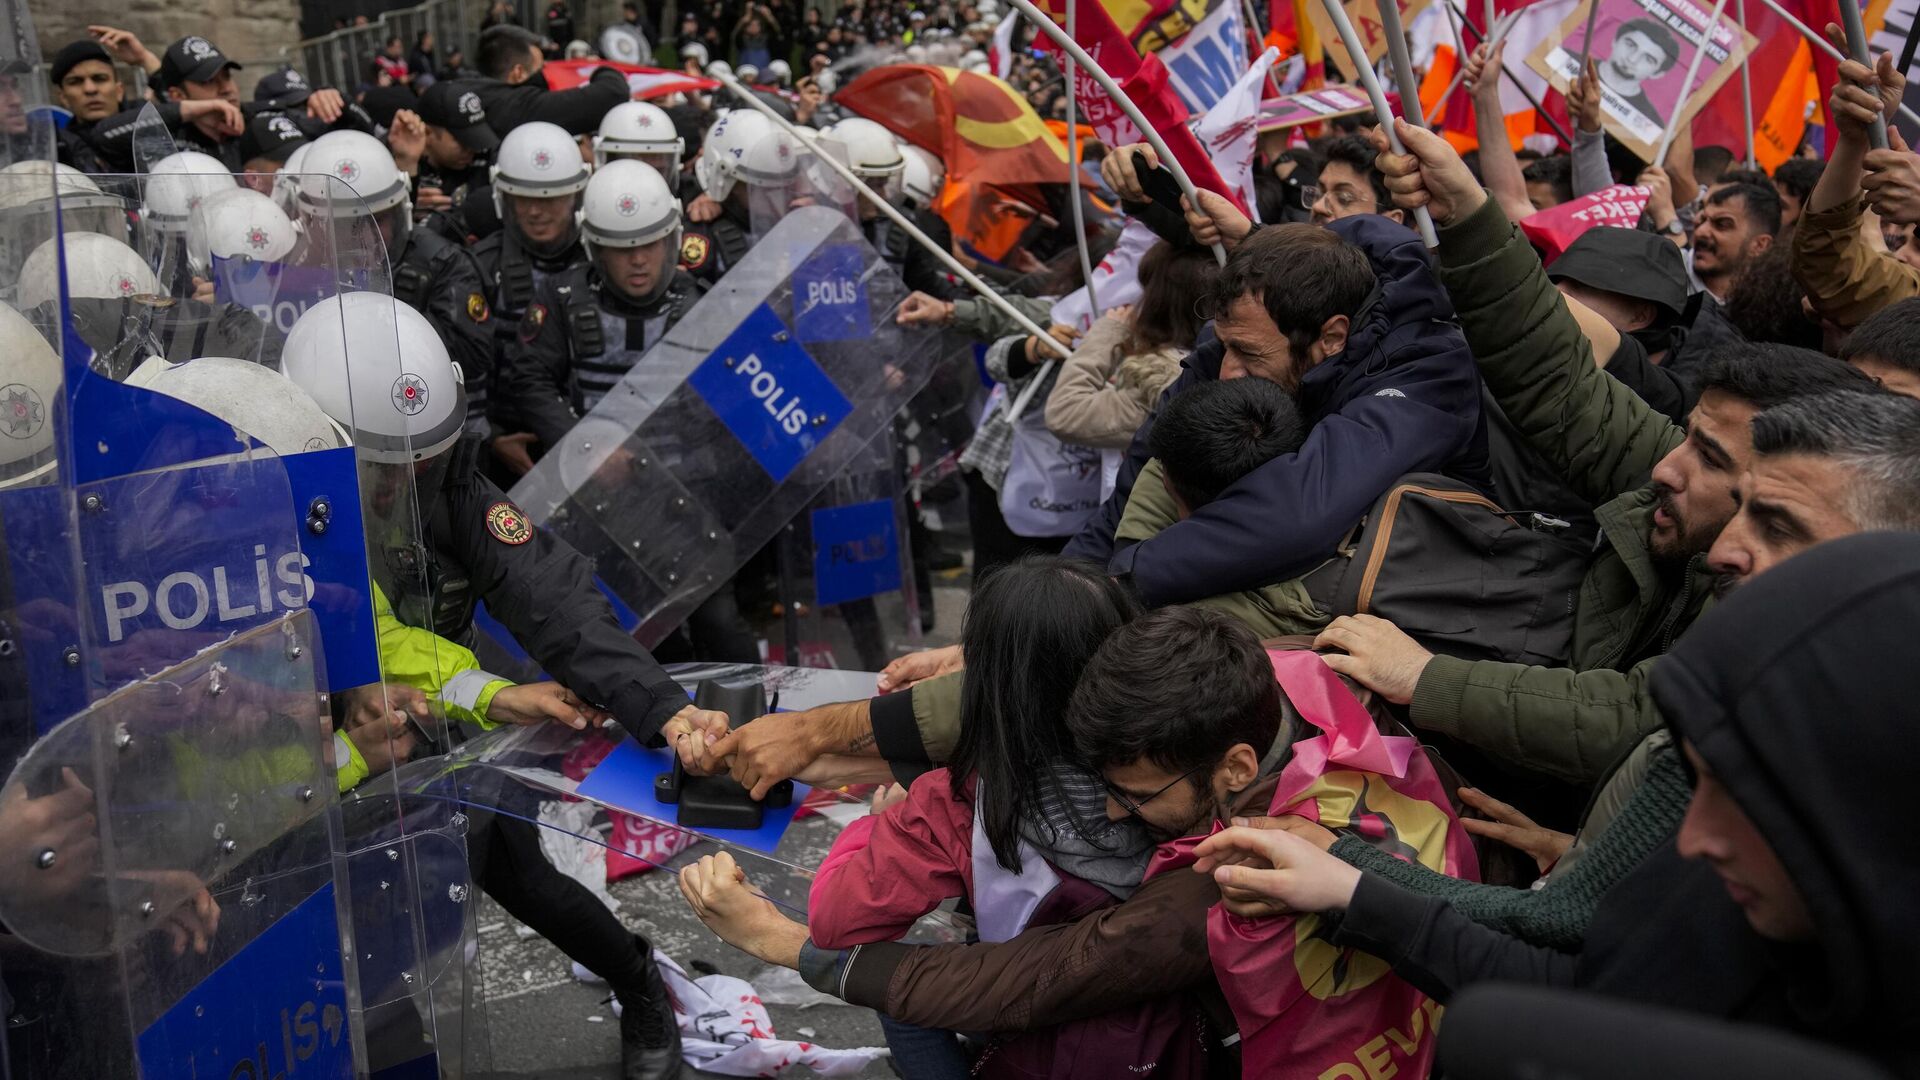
[1004,0,1230,267]
[1240,0,1292,97]
[1747,0,1920,125]
[1653,0,1731,167]
[1319,0,1441,245]
[1065,0,1099,321]
[1456,8,1575,143]
[710,72,1076,364]
[1735,0,1756,164]
[1374,0,1426,131]
[1838,0,1889,148]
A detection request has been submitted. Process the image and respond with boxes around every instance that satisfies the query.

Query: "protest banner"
[1310,0,1436,80]
[1259,84,1375,128]
[1525,0,1757,161]
[1518,183,1653,263]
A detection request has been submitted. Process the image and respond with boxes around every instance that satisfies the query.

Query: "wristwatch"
[1660,218,1685,236]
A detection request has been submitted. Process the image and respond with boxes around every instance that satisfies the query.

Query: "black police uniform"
[452,65,630,137]
[470,227,589,431]
[674,211,750,289]
[864,206,956,300]
[505,262,706,449]
[394,220,498,435]
[385,433,687,1075]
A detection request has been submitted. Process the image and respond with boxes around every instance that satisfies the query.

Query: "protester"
[461,24,629,135]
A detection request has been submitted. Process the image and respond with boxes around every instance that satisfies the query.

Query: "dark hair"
[1718,167,1770,189]
[1067,606,1285,778]
[1523,154,1574,205]
[1840,296,1920,374]
[1751,390,1920,530]
[1772,158,1824,204]
[1202,223,1376,358]
[1693,144,1736,186]
[1128,241,1219,353]
[1707,181,1782,237]
[1695,342,1878,408]
[477,25,543,79]
[1724,251,1821,350]
[1616,18,1682,74]
[949,556,1143,872]
[1321,133,1391,212]
[1149,378,1307,507]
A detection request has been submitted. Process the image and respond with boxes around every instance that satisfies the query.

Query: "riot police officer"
[283,293,704,1080]
[679,108,798,287]
[823,117,956,299]
[592,100,684,193]
[298,130,495,437]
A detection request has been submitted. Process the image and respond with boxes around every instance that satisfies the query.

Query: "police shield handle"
[1319,0,1440,247]
[710,71,1077,365]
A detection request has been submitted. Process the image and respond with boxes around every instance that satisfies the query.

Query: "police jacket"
[396,226,497,435]
[676,213,750,288]
[507,263,707,451]
[394,433,688,741]
[1063,214,1494,607]
[453,65,630,137]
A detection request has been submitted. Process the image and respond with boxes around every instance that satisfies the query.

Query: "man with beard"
[1706,389,1920,593]
[1309,120,1875,793]
[1690,181,1780,303]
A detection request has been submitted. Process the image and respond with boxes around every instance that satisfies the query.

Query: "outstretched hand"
[1192,825,1363,915]
[677,850,808,967]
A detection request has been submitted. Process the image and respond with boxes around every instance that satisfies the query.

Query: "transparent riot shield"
[508,204,971,656]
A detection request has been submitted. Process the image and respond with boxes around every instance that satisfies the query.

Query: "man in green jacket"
[1310,119,1878,787]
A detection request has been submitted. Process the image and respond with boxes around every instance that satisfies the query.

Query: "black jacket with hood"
[1653,531,1920,1075]
[1061,214,1493,606]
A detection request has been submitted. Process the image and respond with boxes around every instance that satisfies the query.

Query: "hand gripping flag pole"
[1318,0,1442,246]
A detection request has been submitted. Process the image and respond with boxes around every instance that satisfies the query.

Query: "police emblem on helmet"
[391,373,430,415]
[114,274,135,297]
[616,193,639,216]
[533,149,553,170]
[637,113,653,127]
[0,384,44,440]
[335,158,360,183]
[246,226,270,251]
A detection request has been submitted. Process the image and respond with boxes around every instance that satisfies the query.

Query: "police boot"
[613,938,683,1080]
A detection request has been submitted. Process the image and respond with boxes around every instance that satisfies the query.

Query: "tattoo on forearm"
[846,731,876,753]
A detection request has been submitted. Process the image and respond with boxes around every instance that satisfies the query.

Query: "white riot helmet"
[281,292,467,463]
[0,300,63,489]
[564,38,593,58]
[900,143,945,207]
[694,108,799,203]
[579,160,682,301]
[706,60,732,80]
[737,63,760,84]
[17,232,163,311]
[681,41,709,67]
[767,59,792,86]
[490,120,591,218]
[188,188,300,276]
[296,129,413,256]
[961,49,989,72]
[827,117,905,182]
[594,101,685,176]
[599,24,651,64]
[124,356,350,457]
[0,161,126,237]
[144,151,239,237]
[274,141,312,216]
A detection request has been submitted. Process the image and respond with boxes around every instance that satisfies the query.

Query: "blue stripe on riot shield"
[684,304,853,484]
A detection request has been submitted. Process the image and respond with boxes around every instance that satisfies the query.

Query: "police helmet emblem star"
[532,148,553,170]
[245,226,270,251]
[114,274,135,296]
[0,383,45,439]
[486,501,534,545]
[335,158,360,183]
[616,193,639,216]
[391,373,430,415]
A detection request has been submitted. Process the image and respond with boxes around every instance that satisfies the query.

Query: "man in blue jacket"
[1065,156,1491,608]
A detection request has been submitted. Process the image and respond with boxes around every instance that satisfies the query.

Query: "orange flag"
[1754,39,1816,174]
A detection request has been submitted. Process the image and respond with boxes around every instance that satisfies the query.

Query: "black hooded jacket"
[1652,531,1920,1075]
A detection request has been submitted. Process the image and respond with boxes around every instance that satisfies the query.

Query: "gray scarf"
[1014,762,1156,898]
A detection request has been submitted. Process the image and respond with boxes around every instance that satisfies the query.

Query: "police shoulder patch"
[486,501,533,545]
[467,292,490,323]
[519,302,548,343]
[680,233,709,269]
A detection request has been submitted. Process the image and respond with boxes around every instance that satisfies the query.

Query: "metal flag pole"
[1577,0,1601,67]
[1838,0,1889,148]
[1240,0,1292,97]
[711,72,1076,365]
[1065,0,1099,320]
[1374,0,1426,130]
[1748,0,1920,126]
[1653,0,1731,167]
[1736,0,1756,164]
[1319,0,1441,245]
[1003,0,1229,268]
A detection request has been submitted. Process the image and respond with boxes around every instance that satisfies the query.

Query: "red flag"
[541,59,719,99]
[1689,0,1837,158]
[1033,0,1247,212]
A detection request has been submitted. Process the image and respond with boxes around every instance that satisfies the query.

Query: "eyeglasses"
[1103,763,1209,818]
[1300,184,1375,211]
